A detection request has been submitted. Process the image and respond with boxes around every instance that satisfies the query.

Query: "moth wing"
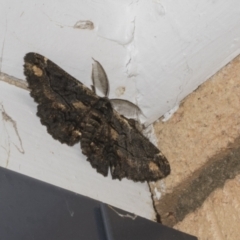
[24,52,98,146]
[109,115,171,182]
[82,118,111,177]
[91,58,109,97]
[110,98,142,120]
[84,110,170,182]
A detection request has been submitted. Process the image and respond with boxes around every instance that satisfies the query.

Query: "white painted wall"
[1,0,240,124]
[1,0,240,220]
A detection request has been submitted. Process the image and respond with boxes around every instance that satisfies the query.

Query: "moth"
[24,52,170,182]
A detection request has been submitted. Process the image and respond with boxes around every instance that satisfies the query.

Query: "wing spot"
[52,102,66,110]
[149,162,159,172]
[110,128,118,140]
[73,130,81,137]
[32,65,43,77]
[72,101,86,110]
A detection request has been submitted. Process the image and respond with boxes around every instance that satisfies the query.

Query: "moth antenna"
[110,98,143,119]
[91,58,109,97]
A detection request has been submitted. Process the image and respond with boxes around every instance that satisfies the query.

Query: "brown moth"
[24,52,170,182]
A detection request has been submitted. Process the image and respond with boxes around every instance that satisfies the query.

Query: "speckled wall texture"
[152,55,240,239]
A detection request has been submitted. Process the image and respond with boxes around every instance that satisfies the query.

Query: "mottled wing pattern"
[24,52,170,182]
[79,98,115,177]
[24,53,98,146]
[109,114,170,181]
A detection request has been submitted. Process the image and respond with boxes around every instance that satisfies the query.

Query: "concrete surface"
[152,54,240,239]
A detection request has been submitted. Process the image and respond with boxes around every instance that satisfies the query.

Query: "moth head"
[96,97,112,117]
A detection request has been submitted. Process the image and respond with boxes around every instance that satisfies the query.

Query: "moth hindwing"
[24,52,170,182]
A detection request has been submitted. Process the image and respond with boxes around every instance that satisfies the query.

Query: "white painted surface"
[1,0,240,220]
[1,0,240,125]
[0,81,154,220]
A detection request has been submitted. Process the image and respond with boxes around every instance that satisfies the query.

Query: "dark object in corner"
[0,167,197,240]
[23,52,170,182]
